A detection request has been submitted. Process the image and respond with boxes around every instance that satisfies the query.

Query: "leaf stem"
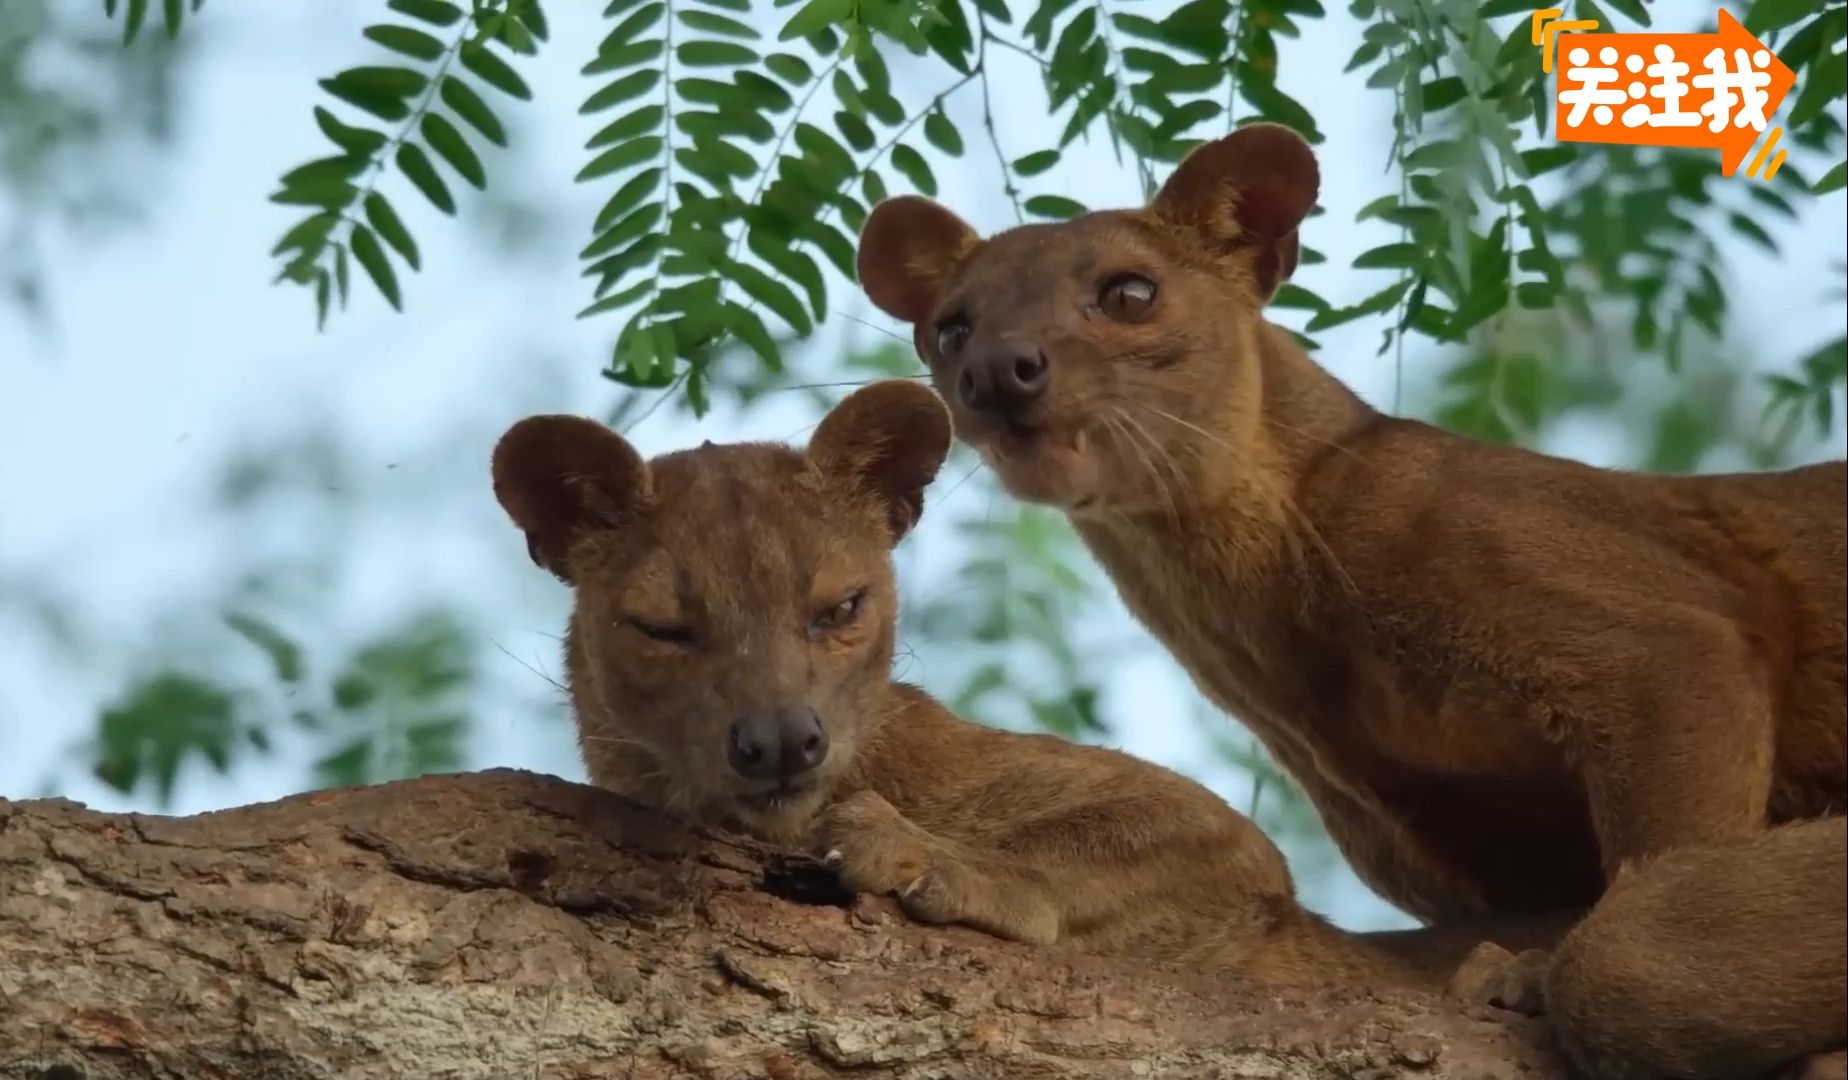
[635,0,680,322]
[723,55,846,274]
[325,13,474,303]
[1086,0,1153,198]
[975,18,1024,224]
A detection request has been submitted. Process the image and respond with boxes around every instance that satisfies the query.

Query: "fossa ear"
[1151,122,1320,299]
[491,414,651,583]
[807,380,952,544]
[856,195,984,326]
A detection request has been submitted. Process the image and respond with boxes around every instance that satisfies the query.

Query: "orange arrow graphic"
[1552,9,1796,176]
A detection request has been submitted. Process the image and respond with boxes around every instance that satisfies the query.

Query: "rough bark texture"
[0,769,1568,1080]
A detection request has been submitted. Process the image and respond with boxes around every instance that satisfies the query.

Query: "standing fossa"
[853,123,1846,1080]
[490,382,1573,995]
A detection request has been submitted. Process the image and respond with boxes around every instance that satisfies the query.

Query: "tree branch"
[0,769,1570,1079]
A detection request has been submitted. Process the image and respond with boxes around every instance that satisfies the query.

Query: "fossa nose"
[957,346,1050,427]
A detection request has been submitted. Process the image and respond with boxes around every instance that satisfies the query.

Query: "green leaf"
[678,41,758,66]
[1814,161,1847,195]
[592,167,664,230]
[834,69,867,116]
[441,76,509,146]
[1270,283,1326,311]
[723,301,783,372]
[1600,0,1649,25]
[1744,0,1813,35]
[1352,242,1425,271]
[834,109,875,151]
[726,260,813,335]
[1420,76,1466,113]
[277,155,369,191]
[459,42,532,99]
[1024,194,1086,219]
[924,109,964,156]
[1788,51,1845,128]
[387,0,465,26]
[734,71,795,113]
[92,673,243,804]
[270,180,360,209]
[747,230,828,321]
[333,244,352,305]
[861,169,889,206]
[515,0,552,39]
[891,143,937,196]
[421,113,487,188]
[577,136,666,182]
[121,0,150,43]
[271,212,340,257]
[224,612,305,684]
[350,226,403,310]
[576,279,654,319]
[1519,146,1576,176]
[583,40,666,76]
[364,193,421,270]
[1726,211,1777,254]
[363,23,448,61]
[765,52,815,84]
[397,143,457,214]
[581,202,665,260]
[793,123,856,180]
[1013,149,1060,176]
[600,3,665,50]
[319,67,428,122]
[314,106,389,155]
[587,104,666,149]
[583,69,663,113]
[584,235,664,288]
[1515,283,1555,309]
[780,0,853,41]
[315,738,374,787]
[677,9,759,38]
[313,270,333,329]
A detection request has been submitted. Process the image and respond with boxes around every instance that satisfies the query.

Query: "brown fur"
[490,383,1571,991]
[854,123,1847,1079]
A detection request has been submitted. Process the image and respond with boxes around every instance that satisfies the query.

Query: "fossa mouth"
[736,781,820,812]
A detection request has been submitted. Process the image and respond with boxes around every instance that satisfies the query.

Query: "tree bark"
[0,769,1568,1080]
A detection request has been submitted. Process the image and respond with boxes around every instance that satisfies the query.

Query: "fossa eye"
[934,316,970,358]
[811,589,867,633]
[1099,273,1157,321]
[625,616,696,646]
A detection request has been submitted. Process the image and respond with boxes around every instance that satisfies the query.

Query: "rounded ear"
[1150,123,1320,298]
[807,380,951,544]
[491,415,651,583]
[856,196,983,325]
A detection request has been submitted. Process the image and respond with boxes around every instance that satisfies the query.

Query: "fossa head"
[855,123,1320,516]
[491,380,951,838]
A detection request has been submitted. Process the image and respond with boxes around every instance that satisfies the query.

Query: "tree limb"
[0,769,1569,1079]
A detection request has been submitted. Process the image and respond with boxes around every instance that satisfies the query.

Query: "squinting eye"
[625,616,696,646]
[811,590,866,633]
[934,317,970,357]
[1099,274,1157,321]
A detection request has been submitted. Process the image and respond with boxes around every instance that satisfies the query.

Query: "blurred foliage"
[0,0,186,319]
[79,610,472,802]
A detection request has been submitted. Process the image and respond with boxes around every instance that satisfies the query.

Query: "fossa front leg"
[815,789,1061,945]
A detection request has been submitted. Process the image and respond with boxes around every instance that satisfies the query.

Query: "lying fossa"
[491,382,1569,997]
